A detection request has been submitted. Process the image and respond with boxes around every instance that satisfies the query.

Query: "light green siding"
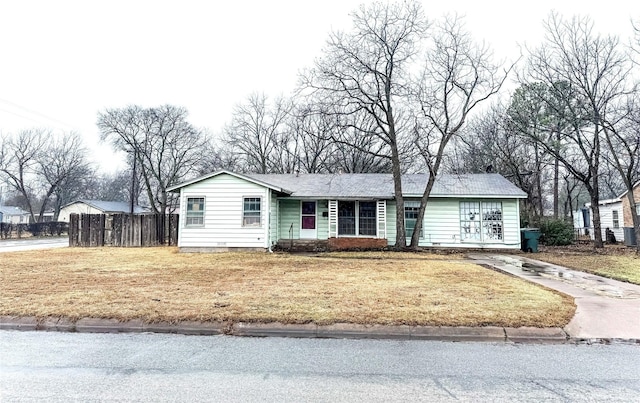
[278,199,300,240]
[316,200,329,240]
[178,173,269,249]
[276,199,330,240]
[386,198,521,248]
[385,201,397,245]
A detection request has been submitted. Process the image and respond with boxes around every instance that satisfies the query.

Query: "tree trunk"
[391,145,406,250]
[410,173,436,249]
[590,194,604,248]
[553,156,559,219]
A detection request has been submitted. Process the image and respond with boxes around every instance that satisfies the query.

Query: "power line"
[0,98,78,130]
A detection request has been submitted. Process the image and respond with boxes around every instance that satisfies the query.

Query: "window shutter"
[328,200,338,238]
[377,200,386,239]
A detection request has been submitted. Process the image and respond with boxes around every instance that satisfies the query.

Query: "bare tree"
[601,93,640,251]
[39,132,92,220]
[301,1,428,248]
[97,105,207,215]
[0,129,47,222]
[409,15,509,248]
[453,103,551,221]
[519,12,631,248]
[223,93,292,174]
[286,103,335,173]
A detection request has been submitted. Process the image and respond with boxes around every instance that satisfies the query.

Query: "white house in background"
[58,200,149,222]
[167,170,528,252]
[584,198,624,242]
[0,206,30,224]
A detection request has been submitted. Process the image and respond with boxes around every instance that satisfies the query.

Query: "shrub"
[26,222,69,237]
[539,219,574,246]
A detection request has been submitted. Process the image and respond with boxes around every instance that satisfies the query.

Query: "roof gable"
[167,170,292,194]
[62,200,148,214]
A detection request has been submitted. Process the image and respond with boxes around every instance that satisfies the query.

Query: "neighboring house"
[584,198,624,243]
[0,206,30,224]
[58,200,149,222]
[620,181,640,228]
[619,181,640,246]
[167,170,528,252]
[30,209,55,223]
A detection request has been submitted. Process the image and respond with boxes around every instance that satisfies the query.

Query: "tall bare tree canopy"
[0,129,92,222]
[301,0,428,248]
[97,105,207,214]
[518,12,633,248]
[223,93,293,174]
[409,15,508,248]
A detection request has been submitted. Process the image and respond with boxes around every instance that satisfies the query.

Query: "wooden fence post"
[68,214,79,247]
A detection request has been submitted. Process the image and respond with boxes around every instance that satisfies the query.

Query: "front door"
[300,201,317,239]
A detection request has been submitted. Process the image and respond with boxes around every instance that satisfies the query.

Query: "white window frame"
[404,200,424,239]
[242,196,262,228]
[612,210,619,229]
[460,201,504,243]
[337,200,378,237]
[185,196,205,227]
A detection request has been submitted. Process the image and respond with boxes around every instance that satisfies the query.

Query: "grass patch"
[532,250,640,285]
[0,248,575,327]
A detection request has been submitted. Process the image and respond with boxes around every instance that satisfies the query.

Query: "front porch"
[276,198,388,242]
[275,237,388,252]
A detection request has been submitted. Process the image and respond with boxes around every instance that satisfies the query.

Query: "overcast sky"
[1,0,638,173]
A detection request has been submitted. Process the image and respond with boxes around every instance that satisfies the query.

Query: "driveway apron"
[468,253,640,340]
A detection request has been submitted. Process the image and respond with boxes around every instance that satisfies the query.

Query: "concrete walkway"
[469,253,640,341]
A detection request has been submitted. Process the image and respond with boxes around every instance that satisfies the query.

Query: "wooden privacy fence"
[68,213,179,247]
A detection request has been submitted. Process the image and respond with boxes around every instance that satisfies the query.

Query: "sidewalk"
[468,253,640,341]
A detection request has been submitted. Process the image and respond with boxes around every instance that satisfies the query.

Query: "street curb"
[1,315,623,344]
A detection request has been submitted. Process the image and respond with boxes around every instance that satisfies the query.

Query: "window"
[359,201,377,236]
[404,201,423,239]
[243,197,261,227]
[482,202,503,241]
[612,210,619,229]
[460,201,503,242]
[186,197,205,227]
[337,201,377,236]
[338,201,356,235]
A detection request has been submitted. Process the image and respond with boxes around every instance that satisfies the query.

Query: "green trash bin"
[520,228,541,253]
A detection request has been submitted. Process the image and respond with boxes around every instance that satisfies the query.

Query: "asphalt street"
[0,237,67,253]
[1,330,639,402]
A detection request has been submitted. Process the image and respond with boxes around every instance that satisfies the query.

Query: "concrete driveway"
[470,253,640,340]
[0,237,68,253]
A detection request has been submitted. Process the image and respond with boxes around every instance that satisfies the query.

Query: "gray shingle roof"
[246,173,527,199]
[0,206,29,215]
[74,200,149,214]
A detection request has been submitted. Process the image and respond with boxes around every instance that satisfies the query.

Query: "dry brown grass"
[532,245,640,285]
[0,248,575,327]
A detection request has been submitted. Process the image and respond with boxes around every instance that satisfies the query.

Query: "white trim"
[167,170,291,194]
[377,200,386,239]
[300,200,317,239]
[241,195,263,228]
[185,196,206,228]
[328,200,338,238]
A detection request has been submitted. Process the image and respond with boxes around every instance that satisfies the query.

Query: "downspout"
[267,190,273,253]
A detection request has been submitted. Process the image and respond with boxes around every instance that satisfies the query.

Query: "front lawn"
[0,248,575,327]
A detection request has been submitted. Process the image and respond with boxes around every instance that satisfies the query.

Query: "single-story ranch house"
[167,170,527,252]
